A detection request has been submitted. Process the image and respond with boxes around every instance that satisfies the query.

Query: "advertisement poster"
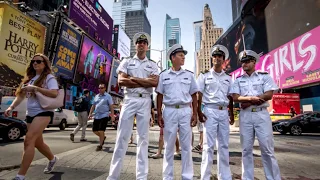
[0,3,46,87]
[69,0,113,49]
[272,93,300,114]
[113,25,130,59]
[231,25,320,90]
[215,1,269,73]
[74,35,113,94]
[52,22,82,79]
[108,60,124,97]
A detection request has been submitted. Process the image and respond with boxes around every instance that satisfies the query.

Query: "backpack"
[74,96,87,112]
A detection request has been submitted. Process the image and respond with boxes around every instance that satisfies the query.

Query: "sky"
[100,0,233,72]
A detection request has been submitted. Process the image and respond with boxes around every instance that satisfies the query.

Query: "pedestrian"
[156,44,199,180]
[192,103,204,153]
[107,32,159,180]
[197,45,234,180]
[4,54,59,180]
[230,50,281,180]
[289,106,297,117]
[88,83,115,151]
[70,89,91,142]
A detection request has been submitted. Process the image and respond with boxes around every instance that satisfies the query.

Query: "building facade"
[193,20,202,74]
[163,14,181,69]
[125,9,151,58]
[196,4,223,76]
[112,0,148,29]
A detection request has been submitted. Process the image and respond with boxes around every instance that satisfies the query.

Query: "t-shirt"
[26,74,59,117]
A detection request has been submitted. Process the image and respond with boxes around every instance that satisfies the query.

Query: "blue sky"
[100,0,233,71]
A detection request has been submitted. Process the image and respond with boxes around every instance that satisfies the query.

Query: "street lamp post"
[149,49,166,71]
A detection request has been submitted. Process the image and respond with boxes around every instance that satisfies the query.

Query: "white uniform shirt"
[116,54,159,95]
[156,68,199,106]
[229,71,279,108]
[197,69,232,106]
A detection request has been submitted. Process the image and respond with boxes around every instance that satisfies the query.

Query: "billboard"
[115,25,130,59]
[0,3,46,87]
[74,35,113,94]
[69,0,113,49]
[215,6,269,73]
[272,93,300,114]
[52,22,82,79]
[108,60,124,97]
[231,25,320,90]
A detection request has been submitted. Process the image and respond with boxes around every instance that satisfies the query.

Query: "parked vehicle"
[1,96,78,130]
[0,114,27,141]
[87,109,120,130]
[272,112,320,135]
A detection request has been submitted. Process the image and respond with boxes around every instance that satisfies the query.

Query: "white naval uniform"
[107,55,159,180]
[197,69,232,180]
[156,68,199,180]
[230,71,281,180]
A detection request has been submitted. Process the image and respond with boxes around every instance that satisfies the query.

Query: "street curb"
[0,164,20,172]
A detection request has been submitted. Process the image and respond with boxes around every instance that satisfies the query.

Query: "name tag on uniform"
[184,78,188,80]
[164,78,170,81]
[207,78,213,80]
[146,65,152,68]
[129,64,135,66]
[225,79,229,82]
[240,81,246,83]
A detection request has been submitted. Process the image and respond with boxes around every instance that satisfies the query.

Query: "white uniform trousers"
[201,107,232,180]
[163,106,193,180]
[240,108,281,180]
[107,97,151,180]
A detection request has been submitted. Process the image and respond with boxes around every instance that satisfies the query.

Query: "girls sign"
[231,25,320,89]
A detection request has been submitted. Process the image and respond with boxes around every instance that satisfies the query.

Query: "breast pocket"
[144,67,154,77]
[252,82,264,95]
[239,82,249,95]
[221,81,230,95]
[163,80,174,95]
[127,65,138,76]
[205,80,218,94]
[181,79,191,93]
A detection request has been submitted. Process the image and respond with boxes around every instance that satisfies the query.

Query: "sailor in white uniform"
[156,44,199,180]
[107,32,159,180]
[197,45,234,180]
[230,50,281,180]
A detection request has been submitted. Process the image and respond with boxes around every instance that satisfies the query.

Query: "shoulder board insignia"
[149,59,157,63]
[186,69,194,74]
[225,72,231,76]
[258,71,268,74]
[159,69,167,75]
[236,75,243,79]
[201,70,209,74]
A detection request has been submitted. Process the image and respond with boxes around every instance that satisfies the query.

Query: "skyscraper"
[112,0,148,29]
[125,10,151,58]
[163,14,181,69]
[193,20,203,74]
[196,4,223,76]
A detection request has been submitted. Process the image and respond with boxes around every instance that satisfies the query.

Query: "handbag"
[35,75,65,110]
[35,89,64,110]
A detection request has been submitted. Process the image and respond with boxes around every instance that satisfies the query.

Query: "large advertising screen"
[74,35,113,94]
[272,93,300,114]
[231,25,320,90]
[116,25,130,59]
[69,0,113,49]
[0,3,46,87]
[52,22,82,79]
[108,60,124,97]
[214,5,269,73]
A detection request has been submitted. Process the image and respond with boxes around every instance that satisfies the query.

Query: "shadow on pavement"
[48,171,64,180]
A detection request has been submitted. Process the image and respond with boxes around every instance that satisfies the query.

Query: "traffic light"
[99,65,103,74]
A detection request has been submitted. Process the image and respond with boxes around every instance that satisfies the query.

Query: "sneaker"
[96,145,102,151]
[70,134,74,142]
[44,156,58,174]
[174,151,181,156]
[12,177,25,180]
[80,138,87,142]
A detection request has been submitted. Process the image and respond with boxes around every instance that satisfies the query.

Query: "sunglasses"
[31,60,44,64]
[98,87,105,89]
